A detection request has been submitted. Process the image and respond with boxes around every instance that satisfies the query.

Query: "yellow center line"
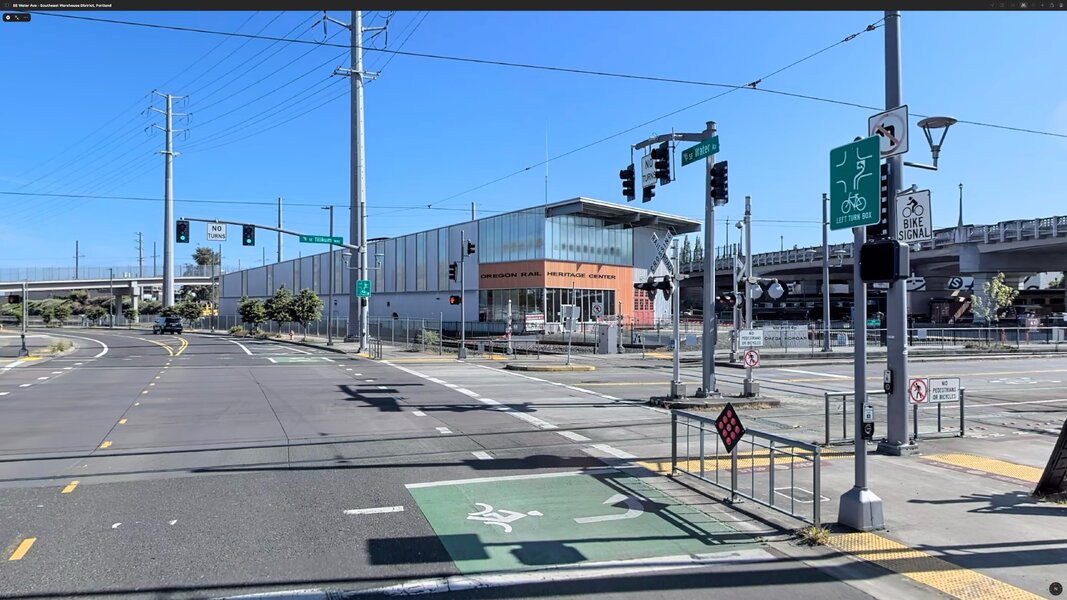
[827,532,1044,600]
[8,537,36,561]
[118,418,127,425]
[60,480,79,494]
[99,441,112,449]
[175,336,189,356]
[140,337,175,357]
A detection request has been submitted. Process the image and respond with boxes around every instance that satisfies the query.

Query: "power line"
[28,10,1067,143]
[157,11,261,91]
[182,11,288,96]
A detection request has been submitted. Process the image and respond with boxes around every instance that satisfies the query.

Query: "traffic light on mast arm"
[242,224,255,246]
[176,220,190,243]
[651,142,671,185]
[620,164,636,202]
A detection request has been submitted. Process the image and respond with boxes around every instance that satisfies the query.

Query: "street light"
[904,116,957,171]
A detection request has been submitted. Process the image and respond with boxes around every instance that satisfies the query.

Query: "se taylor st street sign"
[829,136,881,231]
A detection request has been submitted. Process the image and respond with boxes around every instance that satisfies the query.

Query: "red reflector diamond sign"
[715,402,746,454]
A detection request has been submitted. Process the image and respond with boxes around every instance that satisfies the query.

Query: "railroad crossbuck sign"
[649,231,675,274]
[894,189,933,243]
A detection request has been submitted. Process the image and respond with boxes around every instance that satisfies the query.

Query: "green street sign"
[867,319,881,327]
[829,135,881,231]
[680,136,720,166]
[299,234,343,245]
[356,279,371,298]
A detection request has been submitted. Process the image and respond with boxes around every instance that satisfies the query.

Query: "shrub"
[229,325,244,335]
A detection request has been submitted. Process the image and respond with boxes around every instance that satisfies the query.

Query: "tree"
[139,300,162,315]
[40,304,55,326]
[969,272,1019,326]
[192,246,221,267]
[290,289,323,340]
[160,305,179,318]
[85,305,107,325]
[52,301,72,325]
[692,237,704,264]
[238,297,266,331]
[1,302,22,325]
[681,236,692,264]
[264,287,294,332]
[123,306,139,325]
[175,298,203,325]
[1050,275,1064,289]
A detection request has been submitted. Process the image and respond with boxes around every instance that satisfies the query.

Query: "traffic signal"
[642,185,655,203]
[651,142,671,185]
[860,239,907,282]
[242,224,255,246]
[709,160,729,204]
[620,164,636,202]
[176,220,190,244]
[449,295,462,305]
[448,262,458,281]
[634,278,657,303]
[655,277,675,301]
[466,241,476,255]
[8,294,21,304]
[723,292,737,307]
[867,162,892,239]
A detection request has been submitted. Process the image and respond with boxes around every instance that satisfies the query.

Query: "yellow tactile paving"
[639,449,852,474]
[924,453,1043,484]
[827,532,1044,600]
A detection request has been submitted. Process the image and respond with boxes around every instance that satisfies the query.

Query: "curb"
[505,363,596,372]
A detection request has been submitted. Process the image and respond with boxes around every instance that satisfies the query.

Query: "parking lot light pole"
[822,193,832,352]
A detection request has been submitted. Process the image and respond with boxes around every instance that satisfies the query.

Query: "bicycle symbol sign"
[894,189,933,243]
[829,136,881,231]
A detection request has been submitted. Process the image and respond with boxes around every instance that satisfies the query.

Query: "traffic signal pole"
[880,10,915,456]
[699,121,718,398]
[19,281,28,357]
[459,230,467,359]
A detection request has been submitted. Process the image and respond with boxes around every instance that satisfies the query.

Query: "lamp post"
[109,268,115,329]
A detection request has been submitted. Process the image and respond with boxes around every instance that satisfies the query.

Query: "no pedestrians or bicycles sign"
[908,378,930,404]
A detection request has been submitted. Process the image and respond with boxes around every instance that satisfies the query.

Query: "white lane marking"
[588,444,636,460]
[411,410,426,417]
[456,387,479,397]
[19,383,31,388]
[1,359,30,373]
[471,451,493,460]
[777,368,850,379]
[111,523,121,529]
[360,549,777,596]
[51,371,62,374]
[444,383,458,389]
[436,427,453,434]
[426,377,445,384]
[265,357,278,364]
[969,397,1067,407]
[345,368,353,371]
[283,345,312,355]
[377,385,388,390]
[75,362,83,366]
[36,376,48,380]
[344,505,405,515]
[225,339,253,355]
[168,519,178,525]
[365,379,375,383]
[217,589,330,599]
[43,332,108,358]
[63,367,73,370]
[557,430,591,442]
[406,468,617,489]
[468,363,621,401]
[0,392,9,396]
[573,493,643,524]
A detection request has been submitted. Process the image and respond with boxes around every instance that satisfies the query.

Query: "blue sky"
[2,10,1065,271]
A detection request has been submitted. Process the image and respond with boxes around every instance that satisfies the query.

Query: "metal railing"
[0,263,229,282]
[912,389,966,441]
[671,409,822,527]
[824,391,887,446]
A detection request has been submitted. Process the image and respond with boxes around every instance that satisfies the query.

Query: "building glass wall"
[544,288,616,323]
[545,215,632,266]
[437,228,449,290]
[478,208,545,264]
[478,287,616,323]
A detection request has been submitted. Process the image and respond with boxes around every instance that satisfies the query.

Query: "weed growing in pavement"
[795,525,832,546]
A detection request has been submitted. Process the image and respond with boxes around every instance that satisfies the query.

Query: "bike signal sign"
[894,189,932,243]
[829,136,881,231]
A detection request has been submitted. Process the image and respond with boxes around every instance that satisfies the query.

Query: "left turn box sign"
[207,222,227,241]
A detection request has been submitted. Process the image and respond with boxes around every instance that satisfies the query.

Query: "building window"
[438,228,449,290]
[395,237,406,293]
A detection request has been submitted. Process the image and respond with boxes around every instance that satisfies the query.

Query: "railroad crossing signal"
[176,220,190,243]
[242,224,255,246]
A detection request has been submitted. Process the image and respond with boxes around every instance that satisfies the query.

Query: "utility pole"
[822,194,832,352]
[73,241,84,279]
[152,241,158,278]
[730,239,740,362]
[742,196,756,397]
[325,11,384,353]
[880,10,915,456]
[459,229,467,359]
[150,90,187,309]
[471,201,476,222]
[277,197,283,264]
[19,281,28,357]
[136,232,144,278]
[671,239,681,397]
[324,205,335,346]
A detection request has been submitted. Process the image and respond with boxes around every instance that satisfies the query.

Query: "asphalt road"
[0,329,901,600]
